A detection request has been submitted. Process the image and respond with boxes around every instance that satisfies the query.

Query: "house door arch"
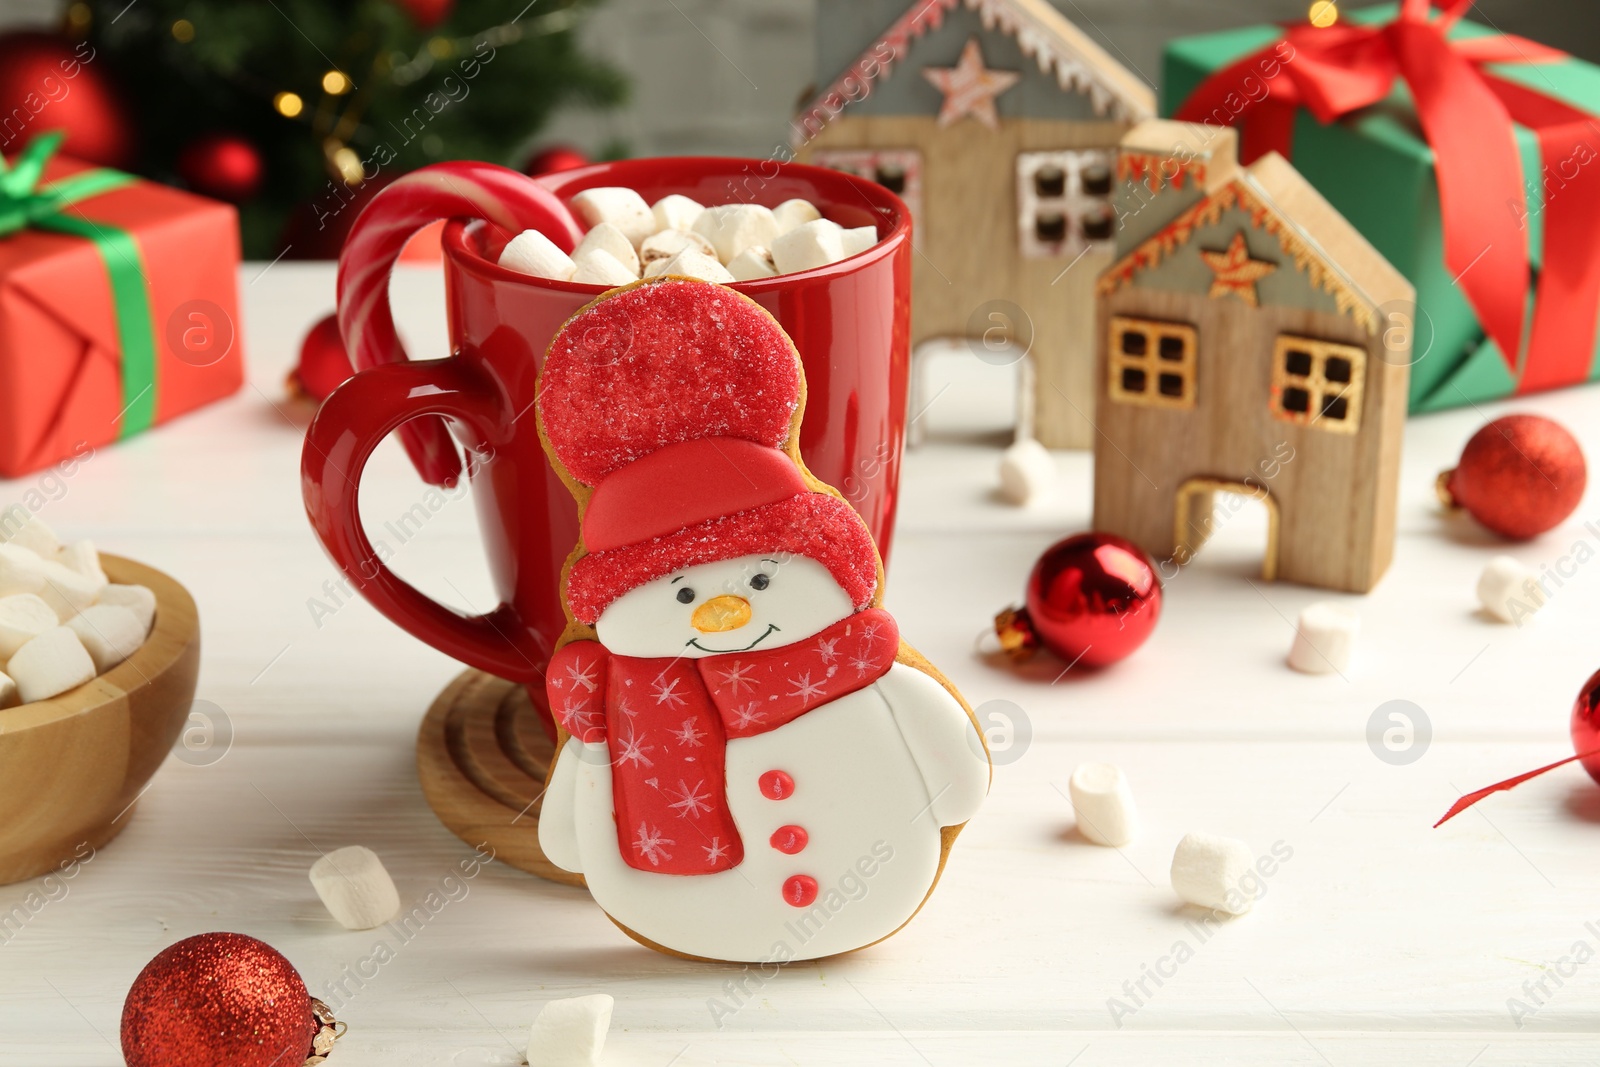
[1172,477,1280,582]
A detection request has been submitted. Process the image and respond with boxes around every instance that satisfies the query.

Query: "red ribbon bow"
[1176,0,1600,393]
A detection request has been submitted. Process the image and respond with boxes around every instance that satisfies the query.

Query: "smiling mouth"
[687,624,780,654]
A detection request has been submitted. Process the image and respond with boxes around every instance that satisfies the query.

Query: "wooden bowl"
[0,554,199,885]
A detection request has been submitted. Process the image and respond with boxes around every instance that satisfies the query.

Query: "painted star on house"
[1201,232,1278,306]
[921,37,1021,130]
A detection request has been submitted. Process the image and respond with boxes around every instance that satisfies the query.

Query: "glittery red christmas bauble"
[177,132,264,203]
[121,933,318,1067]
[996,532,1162,668]
[0,32,134,167]
[288,312,355,402]
[523,145,589,177]
[1570,668,1600,786]
[1441,414,1586,540]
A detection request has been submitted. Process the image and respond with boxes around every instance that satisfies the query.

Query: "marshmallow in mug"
[499,188,881,284]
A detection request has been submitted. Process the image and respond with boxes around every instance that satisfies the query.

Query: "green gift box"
[1163,4,1600,412]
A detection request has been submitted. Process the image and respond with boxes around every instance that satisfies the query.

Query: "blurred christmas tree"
[58,0,626,257]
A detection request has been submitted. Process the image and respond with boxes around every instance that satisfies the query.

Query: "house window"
[1017,149,1115,259]
[811,149,923,249]
[1108,316,1197,409]
[1270,335,1365,433]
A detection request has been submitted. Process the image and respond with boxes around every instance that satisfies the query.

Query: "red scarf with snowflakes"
[547,609,898,875]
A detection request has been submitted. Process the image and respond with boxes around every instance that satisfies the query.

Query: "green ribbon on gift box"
[0,131,155,438]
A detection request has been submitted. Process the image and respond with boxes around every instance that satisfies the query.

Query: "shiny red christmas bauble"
[287,312,356,402]
[996,532,1162,668]
[523,144,589,177]
[0,32,134,167]
[177,132,264,203]
[121,933,325,1067]
[1570,668,1600,786]
[393,0,454,30]
[1440,414,1586,540]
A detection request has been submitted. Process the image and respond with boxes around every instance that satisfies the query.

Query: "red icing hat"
[539,280,879,624]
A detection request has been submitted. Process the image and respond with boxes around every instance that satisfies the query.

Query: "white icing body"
[540,554,988,962]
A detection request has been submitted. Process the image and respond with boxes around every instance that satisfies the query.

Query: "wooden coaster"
[416,669,583,887]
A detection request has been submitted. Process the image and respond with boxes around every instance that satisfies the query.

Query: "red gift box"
[0,136,244,478]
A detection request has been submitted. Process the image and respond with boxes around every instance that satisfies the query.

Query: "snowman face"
[594,554,855,659]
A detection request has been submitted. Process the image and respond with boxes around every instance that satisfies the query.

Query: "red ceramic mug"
[302,158,913,730]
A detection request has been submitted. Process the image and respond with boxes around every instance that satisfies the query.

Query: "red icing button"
[770,825,808,854]
[783,875,819,908]
[758,770,795,800]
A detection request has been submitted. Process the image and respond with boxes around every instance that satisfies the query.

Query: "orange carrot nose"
[692,595,751,633]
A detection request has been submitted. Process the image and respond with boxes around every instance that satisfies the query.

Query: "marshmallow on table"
[648,249,734,283]
[1171,831,1256,915]
[0,594,59,660]
[6,626,95,704]
[1069,762,1138,847]
[727,245,778,281]
[692,204,780,263]
[1,511,59,557]
[1478,555,1543,623]
[0,670,15,709]
[841,225,878,257]
[67,605,145,673]
[997,438,1056,506]
[500,229,576,282]
[0,544,46,599]
[571,249,639,287]
[35,557,103,621]
[639,228,715,268]
[651,193,705,234]
[1287,601,1359,674]
[58,539,107,585]
[772,218,847,275]
[571,222,640,277]
[570,187,654,247]
[528,994,614,1067]
[772,198,821,234]
[309,845,401,930]
[97,583,157,635]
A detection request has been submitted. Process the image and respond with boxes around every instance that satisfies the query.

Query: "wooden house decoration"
[1092,120,1414,594]
[792,0,1154,448]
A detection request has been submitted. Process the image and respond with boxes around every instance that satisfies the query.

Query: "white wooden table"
[4,263,1600,1066]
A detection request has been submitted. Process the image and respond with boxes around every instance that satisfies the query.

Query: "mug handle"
[301,356,541,682]
[335,161,585,487]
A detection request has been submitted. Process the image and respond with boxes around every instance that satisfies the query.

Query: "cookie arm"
[876,662,989,828]
[538,737,585,874]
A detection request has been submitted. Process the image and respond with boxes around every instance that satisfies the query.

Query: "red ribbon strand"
[1175,1,1595,394]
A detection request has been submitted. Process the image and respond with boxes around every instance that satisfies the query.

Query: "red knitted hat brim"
[566,492,878,625]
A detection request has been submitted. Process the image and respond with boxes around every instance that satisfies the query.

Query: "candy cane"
[336,162,584,486]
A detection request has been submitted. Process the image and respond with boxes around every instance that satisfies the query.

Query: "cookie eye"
[676,586,696,604]
[750,573,771,591]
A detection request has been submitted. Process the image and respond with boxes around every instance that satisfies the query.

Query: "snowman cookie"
[535,277,989,963]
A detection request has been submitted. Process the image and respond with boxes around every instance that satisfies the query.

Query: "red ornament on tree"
[121,933,341,1067]
[177,132,264,203]
[287,313,356,402]
[0,32,134,167]
[523,144,589,177]
[392,0,454,30]
[995,532,1162,668]
[1438,414,1586,540]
